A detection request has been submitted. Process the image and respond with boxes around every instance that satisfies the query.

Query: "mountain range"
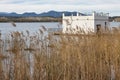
[0,11,84,18]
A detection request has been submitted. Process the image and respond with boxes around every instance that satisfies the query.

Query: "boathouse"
[62,12,109,33]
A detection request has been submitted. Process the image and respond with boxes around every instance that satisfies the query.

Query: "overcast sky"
[0,0,119,16]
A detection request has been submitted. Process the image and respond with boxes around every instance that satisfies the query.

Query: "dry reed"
[0,28,120,80]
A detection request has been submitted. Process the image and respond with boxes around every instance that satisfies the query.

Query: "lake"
[0,22,62,36]
[110,22,120,27]
[0,22,120,36]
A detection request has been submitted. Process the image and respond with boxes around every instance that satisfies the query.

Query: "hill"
[0,11,84,18]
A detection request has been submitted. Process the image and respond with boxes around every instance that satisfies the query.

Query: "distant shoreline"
[0,17,62,22]
[0,16,120,22]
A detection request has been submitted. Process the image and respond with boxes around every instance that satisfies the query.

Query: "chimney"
[77,12,79,16]
[92,11,96,16]
[62,13,65,18]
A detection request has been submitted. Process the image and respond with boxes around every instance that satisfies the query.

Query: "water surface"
[0,22,62,35]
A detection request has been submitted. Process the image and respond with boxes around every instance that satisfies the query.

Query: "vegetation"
[109,16,120,22]
[1,16,120,22]
[0,17,62,22]
[0,27,120,80]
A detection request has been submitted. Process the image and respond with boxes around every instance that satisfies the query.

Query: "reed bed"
[0,27,120,80]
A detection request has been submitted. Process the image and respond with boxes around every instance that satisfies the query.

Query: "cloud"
[0,0,119,16]
[0,0,119,5]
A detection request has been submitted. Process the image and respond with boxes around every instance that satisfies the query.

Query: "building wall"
[94,13,109,32]
[62,16,95,33]
[62,12,109,34]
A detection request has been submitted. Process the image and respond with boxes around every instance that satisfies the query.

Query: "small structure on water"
[62,12,109,33]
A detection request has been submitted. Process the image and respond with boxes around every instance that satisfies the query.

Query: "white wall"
[62,16,95,33]
[62,12,109,34]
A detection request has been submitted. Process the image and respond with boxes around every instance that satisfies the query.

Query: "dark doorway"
[105,22,107,30]
[96,24,101,33]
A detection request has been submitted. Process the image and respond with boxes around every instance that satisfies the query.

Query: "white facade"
[62,12,109,34]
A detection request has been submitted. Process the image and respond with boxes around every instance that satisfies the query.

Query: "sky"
[0,0,119,16]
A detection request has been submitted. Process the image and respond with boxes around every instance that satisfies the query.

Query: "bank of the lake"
[0,17,62,22]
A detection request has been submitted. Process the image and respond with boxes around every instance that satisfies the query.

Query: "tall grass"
[0,28,120,80]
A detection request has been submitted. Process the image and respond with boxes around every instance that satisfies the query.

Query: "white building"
[62,12,109,34]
